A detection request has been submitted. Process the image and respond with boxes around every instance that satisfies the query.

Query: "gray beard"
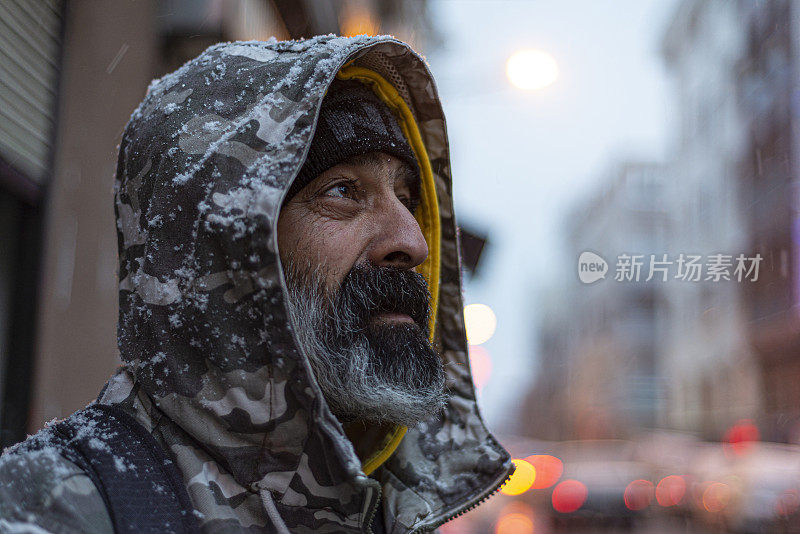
[284,262,447,428]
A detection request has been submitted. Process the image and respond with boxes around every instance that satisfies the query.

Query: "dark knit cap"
[285,78,419,203]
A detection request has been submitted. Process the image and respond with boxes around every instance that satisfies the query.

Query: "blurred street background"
[4,1,800,532]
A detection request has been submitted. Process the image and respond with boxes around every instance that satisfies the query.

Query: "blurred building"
[0,0,435,447]
[0,0,66,447]
[736,0,800,444]
[660,0,762,439]
[661,0,800,443]
[524,162,670,440]
[526,0,800,447]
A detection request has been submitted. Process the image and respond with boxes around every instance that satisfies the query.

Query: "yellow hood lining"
[334,63,441,476]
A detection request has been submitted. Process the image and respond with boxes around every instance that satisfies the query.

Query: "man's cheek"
[311,226,365,283]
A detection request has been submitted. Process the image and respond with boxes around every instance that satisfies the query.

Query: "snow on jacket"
[0,35,513,533]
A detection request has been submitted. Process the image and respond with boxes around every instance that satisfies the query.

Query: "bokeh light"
[552,479,588,513]
[656,475,686,507]
[494,512,534,534]
[624,479,654,511]
[500,459,537,496]
[723,419,760,456]
[494,502,536,534]
[339,4,378,36]
[464,303,497,345]
[468,344,492,390]
[506,49,559,91]
[702,482,731,513]
[776,488,800,517]
[525,455,563,489]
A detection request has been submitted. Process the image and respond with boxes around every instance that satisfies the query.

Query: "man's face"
[277,151,447,427]
[277,151,428,296]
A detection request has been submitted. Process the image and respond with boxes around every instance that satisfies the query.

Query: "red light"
[552,479,588,513]
[724,419,759,456]
[656,475,686,507]
[525,455,563,489]
[624,479,654,511]
[468,345,492,390]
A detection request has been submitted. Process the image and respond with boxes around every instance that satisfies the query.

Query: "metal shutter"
[0,0,62,184]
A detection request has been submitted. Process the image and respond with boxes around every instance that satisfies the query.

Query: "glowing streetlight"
[506,49,558,91]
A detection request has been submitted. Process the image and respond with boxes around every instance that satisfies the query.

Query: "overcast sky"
[425,0,682,431]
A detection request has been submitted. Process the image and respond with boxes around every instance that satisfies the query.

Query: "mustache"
[334,264,431,333]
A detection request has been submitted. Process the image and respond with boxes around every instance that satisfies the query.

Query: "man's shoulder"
[0,437,112,533]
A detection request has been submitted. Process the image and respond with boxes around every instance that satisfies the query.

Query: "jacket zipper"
[363,481,382,533]
[407,462,515,534]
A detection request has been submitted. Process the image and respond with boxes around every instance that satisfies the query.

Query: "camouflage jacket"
[0,35,512,533]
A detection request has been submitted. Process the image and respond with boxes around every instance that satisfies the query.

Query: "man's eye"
[322,181,358,200]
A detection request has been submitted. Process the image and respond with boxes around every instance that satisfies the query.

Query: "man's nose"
[368,198,429,270]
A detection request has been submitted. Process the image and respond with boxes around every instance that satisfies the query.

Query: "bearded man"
[0,36,512,533]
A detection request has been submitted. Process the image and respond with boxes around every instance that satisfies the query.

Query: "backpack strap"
[34,404,199,534]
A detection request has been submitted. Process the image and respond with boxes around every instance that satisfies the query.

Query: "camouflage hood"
[110,35,512,532]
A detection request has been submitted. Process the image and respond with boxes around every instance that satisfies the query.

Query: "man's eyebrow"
[344,152,420,199]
